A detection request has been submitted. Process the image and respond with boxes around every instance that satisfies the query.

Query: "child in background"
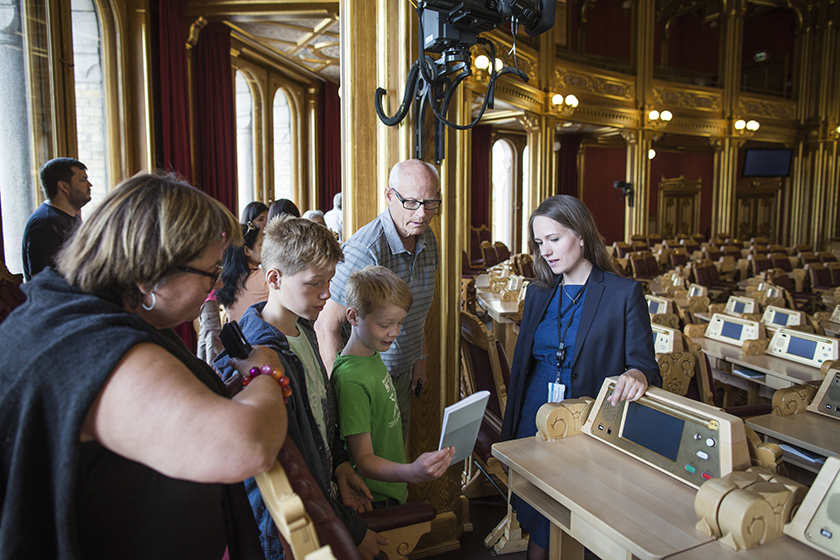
[331,265,454,508]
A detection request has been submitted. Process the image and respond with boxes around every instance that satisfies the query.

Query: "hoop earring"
[141,292,156,311]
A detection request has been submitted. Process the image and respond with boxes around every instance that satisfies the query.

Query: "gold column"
[340,0,380,232]
[520,111,556,213]
[715,1,745,236]
[622,129,651,240]
[305,85,320,208]
[340,3,466,549]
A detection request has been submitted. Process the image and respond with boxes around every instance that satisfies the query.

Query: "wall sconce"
[648,148,656,160]
[550,93,579,117]
[473,54,504,86]
[833,124,840,139]
[733,118,760,137]
[646,109,672,130]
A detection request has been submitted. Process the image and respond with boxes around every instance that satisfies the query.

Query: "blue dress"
[512,283,586,550]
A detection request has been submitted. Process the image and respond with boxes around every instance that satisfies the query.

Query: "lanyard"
[555,280,587,381]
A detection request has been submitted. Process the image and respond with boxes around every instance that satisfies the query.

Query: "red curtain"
[470,125,491,228]
[320,81,341,211]
[194,22,237,214]
[158,0,196,351]
[158,0,192,182]
[558,134,580,197]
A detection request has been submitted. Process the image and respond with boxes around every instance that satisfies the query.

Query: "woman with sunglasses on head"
[500,195,661,560]
[216,222,269,323]
[0,173,288,559]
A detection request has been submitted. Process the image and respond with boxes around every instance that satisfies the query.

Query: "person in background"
[241,201,269,230]
[0,173,287,559]
[500,194,661,560]
[267,198,300,222]
[303,209,327,228]
[216,222,269,323]
[21,157,91,281]
[315,159,440,442]
[324,192,343,242]
[331,265,454,509]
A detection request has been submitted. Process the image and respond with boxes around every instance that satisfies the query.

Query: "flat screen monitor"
[721,321,744,341]
[788,336,818,360]
[733,301,746,314]
[772,312,789,326]
[743,148,793,178]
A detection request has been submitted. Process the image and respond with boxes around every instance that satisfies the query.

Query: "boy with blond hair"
[331,265,454,508]
[216,216,384,560]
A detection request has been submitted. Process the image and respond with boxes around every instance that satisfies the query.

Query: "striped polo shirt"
[330,209,439,376]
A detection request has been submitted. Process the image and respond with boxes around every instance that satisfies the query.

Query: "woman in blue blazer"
[500,195,661,560]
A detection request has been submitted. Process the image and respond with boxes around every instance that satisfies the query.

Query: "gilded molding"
[553,66,635,102]
[572,105,640,128]
[651,85,722,113]
[484,31,540,84]
[738,96,797,121]
[493,80,543,112]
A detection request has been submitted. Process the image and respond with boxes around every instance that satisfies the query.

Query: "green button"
[685,465,697,474]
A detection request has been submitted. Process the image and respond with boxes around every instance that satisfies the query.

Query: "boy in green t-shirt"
[331,265,455,508]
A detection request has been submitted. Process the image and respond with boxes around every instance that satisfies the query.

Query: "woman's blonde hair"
[57,172,243,305]
[345,265,413,317]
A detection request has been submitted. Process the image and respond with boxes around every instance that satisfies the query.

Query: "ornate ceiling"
[188,1,341,83]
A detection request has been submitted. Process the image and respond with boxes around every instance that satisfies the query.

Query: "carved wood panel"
[735,178,782,242]
[658,175,702,238]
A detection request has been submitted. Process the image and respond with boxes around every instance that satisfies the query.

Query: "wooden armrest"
[360,501,437,533]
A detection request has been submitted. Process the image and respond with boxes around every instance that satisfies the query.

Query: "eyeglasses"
[391,188,442,211]
[176,264,224,292]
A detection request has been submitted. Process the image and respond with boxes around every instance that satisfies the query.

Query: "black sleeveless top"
[0,269,261,559]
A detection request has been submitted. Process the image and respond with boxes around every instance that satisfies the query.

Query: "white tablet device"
[645,295,673,316]
[651,323,683,354]
[724,295,757,316]
[766,328,839,368]
[705,313,765,346]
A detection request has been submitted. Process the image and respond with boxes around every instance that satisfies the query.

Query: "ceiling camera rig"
[374,1,555,163]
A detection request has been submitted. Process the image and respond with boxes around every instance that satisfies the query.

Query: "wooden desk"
[747,413,840,474]
[476,290,520,359]
[667,536,829,560]
[694,312,711,324]
[692,337,774,405]
[492,436,713,560]
[727,354,824,390]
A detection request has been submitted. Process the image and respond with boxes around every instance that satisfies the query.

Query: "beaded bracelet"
[242,364,292,404]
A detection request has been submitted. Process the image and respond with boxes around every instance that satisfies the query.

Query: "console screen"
[788,336,817,359]
[652,332,658,345]
[772,312,789,326]
[649,301,660,314]
[733,301,746,314]
[622,402,684,462]
[720,321,743,340]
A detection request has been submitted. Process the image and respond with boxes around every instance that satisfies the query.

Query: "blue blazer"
[500,265,661,441]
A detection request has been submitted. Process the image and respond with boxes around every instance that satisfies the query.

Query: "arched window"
[273,88,293,201]
[492,139,514,248]
[235,71,255,215]
[72,0,109,210]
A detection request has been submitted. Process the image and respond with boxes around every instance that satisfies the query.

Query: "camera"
[375,0,556,163]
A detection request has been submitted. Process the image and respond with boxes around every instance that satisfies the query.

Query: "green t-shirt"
[331,352,407,504]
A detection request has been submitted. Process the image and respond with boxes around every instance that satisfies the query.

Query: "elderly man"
[22,158,91,281]
[315,159,440,440]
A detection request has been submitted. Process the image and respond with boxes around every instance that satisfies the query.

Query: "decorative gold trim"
[738,95,797,122]
[651,82,722,113]
[553,65,636,103]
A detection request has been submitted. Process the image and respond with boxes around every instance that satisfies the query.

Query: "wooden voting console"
[582,378,750,488]
[809,369,840,419]
[786,456,840,559]
[651,323,683,354]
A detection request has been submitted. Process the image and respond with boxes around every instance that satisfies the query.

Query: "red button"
[701,472,712,480]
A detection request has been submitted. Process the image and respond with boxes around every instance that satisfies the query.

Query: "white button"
[706,438,716,448]
[694,433,702,441]
[696,451,709,460]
